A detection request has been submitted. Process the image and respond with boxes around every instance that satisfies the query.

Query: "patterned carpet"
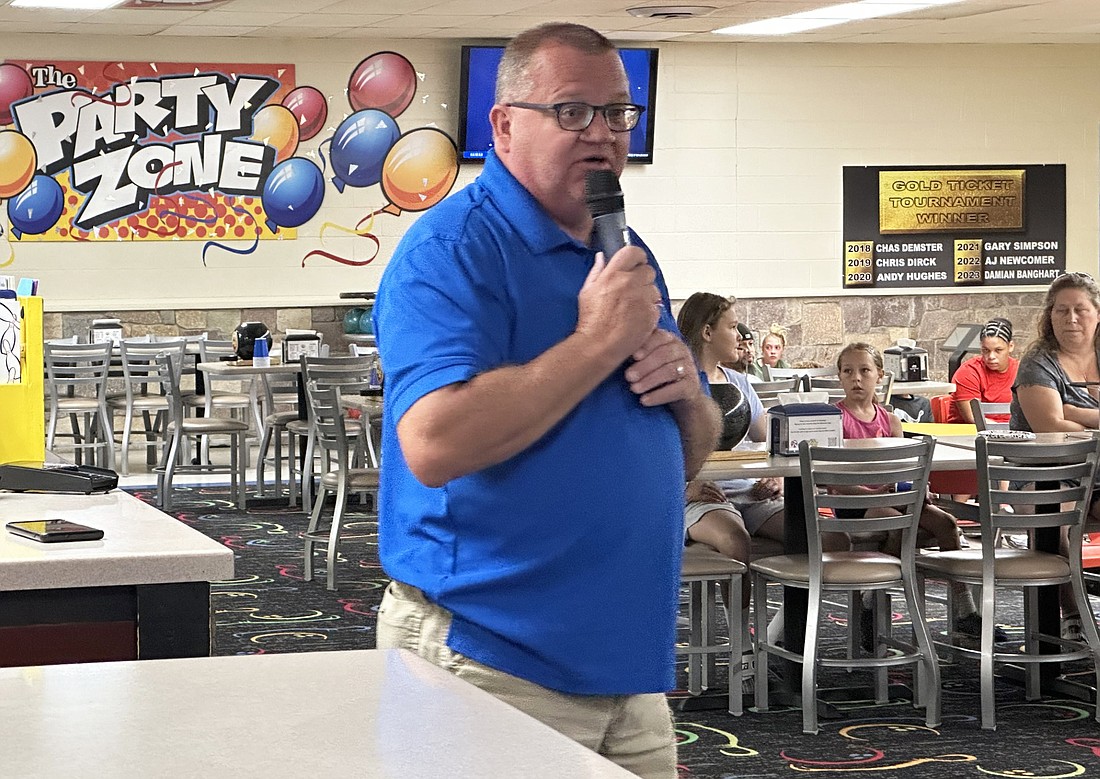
[133,486,1100,779]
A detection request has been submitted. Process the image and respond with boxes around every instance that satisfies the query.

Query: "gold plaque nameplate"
[844,241,874,287]
[879,169,1025,234]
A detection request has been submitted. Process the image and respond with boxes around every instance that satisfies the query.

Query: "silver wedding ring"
[675,364,686,378]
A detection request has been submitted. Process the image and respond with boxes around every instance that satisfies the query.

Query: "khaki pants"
[376,580,677,779]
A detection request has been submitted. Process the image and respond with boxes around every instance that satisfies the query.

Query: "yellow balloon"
[250,104,299,163]
[0,130,36,199]
[381,128,459,214]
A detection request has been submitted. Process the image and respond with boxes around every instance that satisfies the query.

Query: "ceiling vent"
[627,5,717,19]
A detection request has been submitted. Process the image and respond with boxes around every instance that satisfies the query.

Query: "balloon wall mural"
[250,104,301,163]
[348,52,417,117]
[282,86,327,142]
[8,175,63,239]
[380,128,459,215]
[302,50,460,267]
[0,64,33,126]
[0,50,460,269]
[330,109,400,192]
[263,157,325,230]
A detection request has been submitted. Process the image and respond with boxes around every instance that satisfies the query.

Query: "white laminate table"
[891,380,955,397]
[196,357,303,378]
[698,436,978,482]
[0,648,634,778]
[0,489,233,667]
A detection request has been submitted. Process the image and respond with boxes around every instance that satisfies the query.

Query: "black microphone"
[584,170,631,257]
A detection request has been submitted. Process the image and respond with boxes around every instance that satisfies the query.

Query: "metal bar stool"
[679,543,747,716]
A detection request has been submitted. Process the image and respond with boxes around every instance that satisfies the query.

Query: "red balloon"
[348,52,416,118]
[0,64,33,126]
[282,86,328,142]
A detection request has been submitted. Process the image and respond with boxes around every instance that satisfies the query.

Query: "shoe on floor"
[955,612,1010,643]
[1062,616,1084,642]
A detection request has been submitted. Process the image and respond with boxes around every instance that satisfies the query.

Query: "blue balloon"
[8,174,64,239]
[330,109,399,192]
[262,157,325,231]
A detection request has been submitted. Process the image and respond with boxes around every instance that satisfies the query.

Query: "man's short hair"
[496,23,616,104]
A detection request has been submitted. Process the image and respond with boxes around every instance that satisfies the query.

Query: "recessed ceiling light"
[713,0,967,36]
[11,0,125,8]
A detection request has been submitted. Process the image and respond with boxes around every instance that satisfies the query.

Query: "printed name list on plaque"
[842,164,1066,289]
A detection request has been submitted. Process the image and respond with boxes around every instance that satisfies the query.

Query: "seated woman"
[947,317,1018,424]
[676,293,847,663]
[1010,271,1100,640]
[755,324,790,377]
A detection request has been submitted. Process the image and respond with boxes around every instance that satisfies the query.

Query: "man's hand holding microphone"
[577,170,702,410]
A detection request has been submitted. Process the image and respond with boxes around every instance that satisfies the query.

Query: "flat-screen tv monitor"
[458,44,658,164]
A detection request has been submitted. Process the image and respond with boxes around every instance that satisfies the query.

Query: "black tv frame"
[457,43,659,165]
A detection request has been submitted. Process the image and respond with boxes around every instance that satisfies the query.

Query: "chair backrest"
[118,338,186,399]
[300,354,375,416]
[305,379,378,468]
[968,398,1011,432]
[198,339,237,362]
[260,372,300,410]
[975,435,1100,572]
[301,355,373,384]
[810,371,894,404]
[769,366,837,391]
[770,366,837,379]
[750,376,801,396]
[43,341,114,402]
[154,353,186,425]
[930,394,952,424]
[749,376,801,408]
[799,437,934,562]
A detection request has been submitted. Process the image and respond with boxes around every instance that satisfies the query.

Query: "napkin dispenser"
[89,318,123,345]
[766,392,843,456]
[282,332,322,362]
[883,338,928,382]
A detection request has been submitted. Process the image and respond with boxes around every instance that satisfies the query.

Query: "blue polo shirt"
[373,152,686,695]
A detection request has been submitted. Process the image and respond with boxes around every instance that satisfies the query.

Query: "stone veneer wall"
[686,290,1043,380]
[44,307,355,355]
[48,290,1043,380]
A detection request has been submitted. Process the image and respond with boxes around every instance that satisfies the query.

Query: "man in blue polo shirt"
[373,22,720,778]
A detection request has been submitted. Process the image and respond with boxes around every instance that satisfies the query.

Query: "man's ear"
[489,105,511,154]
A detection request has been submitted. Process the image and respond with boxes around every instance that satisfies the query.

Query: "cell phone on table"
[5,519,104,543]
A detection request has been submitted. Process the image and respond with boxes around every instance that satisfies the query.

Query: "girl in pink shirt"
[834,342,997,641]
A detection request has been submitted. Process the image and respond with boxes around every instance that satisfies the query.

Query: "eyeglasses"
[505,101,645,133]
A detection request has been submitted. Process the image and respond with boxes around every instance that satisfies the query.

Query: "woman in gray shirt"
[1011,271,1100,641]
